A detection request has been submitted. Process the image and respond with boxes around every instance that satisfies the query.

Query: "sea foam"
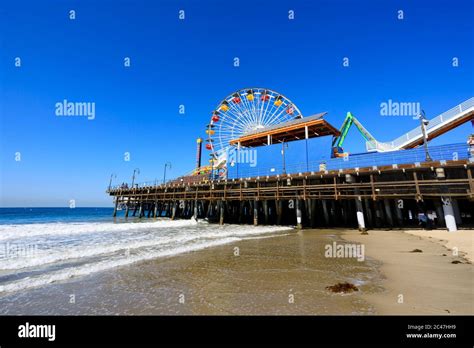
[0,219,291,294]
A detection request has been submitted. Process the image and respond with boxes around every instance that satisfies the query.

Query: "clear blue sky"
[1,0,473,207]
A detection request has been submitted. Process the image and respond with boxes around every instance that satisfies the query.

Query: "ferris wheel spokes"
[205,88,303,164]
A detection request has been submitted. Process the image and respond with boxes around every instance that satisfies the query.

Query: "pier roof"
[229,112,340,147]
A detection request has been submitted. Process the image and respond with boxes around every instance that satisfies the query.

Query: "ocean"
[0,208,291,295]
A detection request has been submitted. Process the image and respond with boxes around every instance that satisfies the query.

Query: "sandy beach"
[342,229,473,315]
[404,229,473,262]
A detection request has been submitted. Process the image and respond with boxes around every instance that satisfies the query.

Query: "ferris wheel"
[204,88,303,166]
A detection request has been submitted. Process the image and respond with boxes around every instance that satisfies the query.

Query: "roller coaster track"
[366,97,474,152]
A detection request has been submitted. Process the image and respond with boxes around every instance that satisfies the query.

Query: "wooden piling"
[384,199,394,229]
[219,200,225,225]
[253,199,258,226]
[113,197,119,217]
[276,200,283,225]
[263,200,269,225]
[171,201,177,220]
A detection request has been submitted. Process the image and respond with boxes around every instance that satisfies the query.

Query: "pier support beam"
[125,202,130,218]
[355,196,366,231]
[138,203,144,218]
[231,202,238,223]
[374,201,384,228]
[276,200,283,225]
[342,200,349,226]
[394,199,403,227]
[153,201,158,218]
[196,201,201,218]
[263,200,269,224]
[296,199,303,229]
[186,201,191,218]
[452,199,462,225]
[383,199,394,229]
[171,201,177,220]
[181,201,186,218]
[193,200,198,221]
[158,202,163,218]
[441,197,457,232]
[238,201,245,224]
[322,200,330,226]
[363,199,373,228]
[309,199,316,227]
[305,199,311,226]
[253,200,259,226]
[330,201,337,226]
[205,201,212,219]
[147,203,152,218]
[434,200,445,227]
[219,200,225,225]
[113,197,119,217]
[189,201,194,218]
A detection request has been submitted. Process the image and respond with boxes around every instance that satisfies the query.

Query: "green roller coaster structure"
[331,112,377,157]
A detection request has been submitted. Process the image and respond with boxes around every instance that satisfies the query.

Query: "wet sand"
[0,228,472,315]
[0,229,379,315]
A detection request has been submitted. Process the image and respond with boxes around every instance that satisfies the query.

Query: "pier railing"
[227,142,470,179]
[109,143,472,193]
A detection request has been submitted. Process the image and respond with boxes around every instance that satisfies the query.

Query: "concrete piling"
[441,197,457,232]
[296,199,303,229]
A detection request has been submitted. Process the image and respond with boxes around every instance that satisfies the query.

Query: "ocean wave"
[0,219,198,242]
[0,224,291,270]
[0,237,240,293]
[0,221,292,294]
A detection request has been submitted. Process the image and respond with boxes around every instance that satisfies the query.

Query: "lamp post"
[235,144,240,179]
[108,173,117,191]
[209,155,214,181]
[163,162,172,184]
[281,140,288,174]
[417,110,432,162]
[131,168,140,188]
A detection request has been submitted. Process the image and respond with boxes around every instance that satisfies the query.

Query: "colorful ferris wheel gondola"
[232,93,241,104]
[246,89,254,101]
[212,111,220,122]
[205,123,215,136]
[286,103,295,115]
[219,100,229,112]
[274,95,283,107]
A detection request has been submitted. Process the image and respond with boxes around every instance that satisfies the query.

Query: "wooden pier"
[108,159,474,231]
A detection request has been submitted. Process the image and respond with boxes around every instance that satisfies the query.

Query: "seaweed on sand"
[410,249,423,253]
[326,282,359,293]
